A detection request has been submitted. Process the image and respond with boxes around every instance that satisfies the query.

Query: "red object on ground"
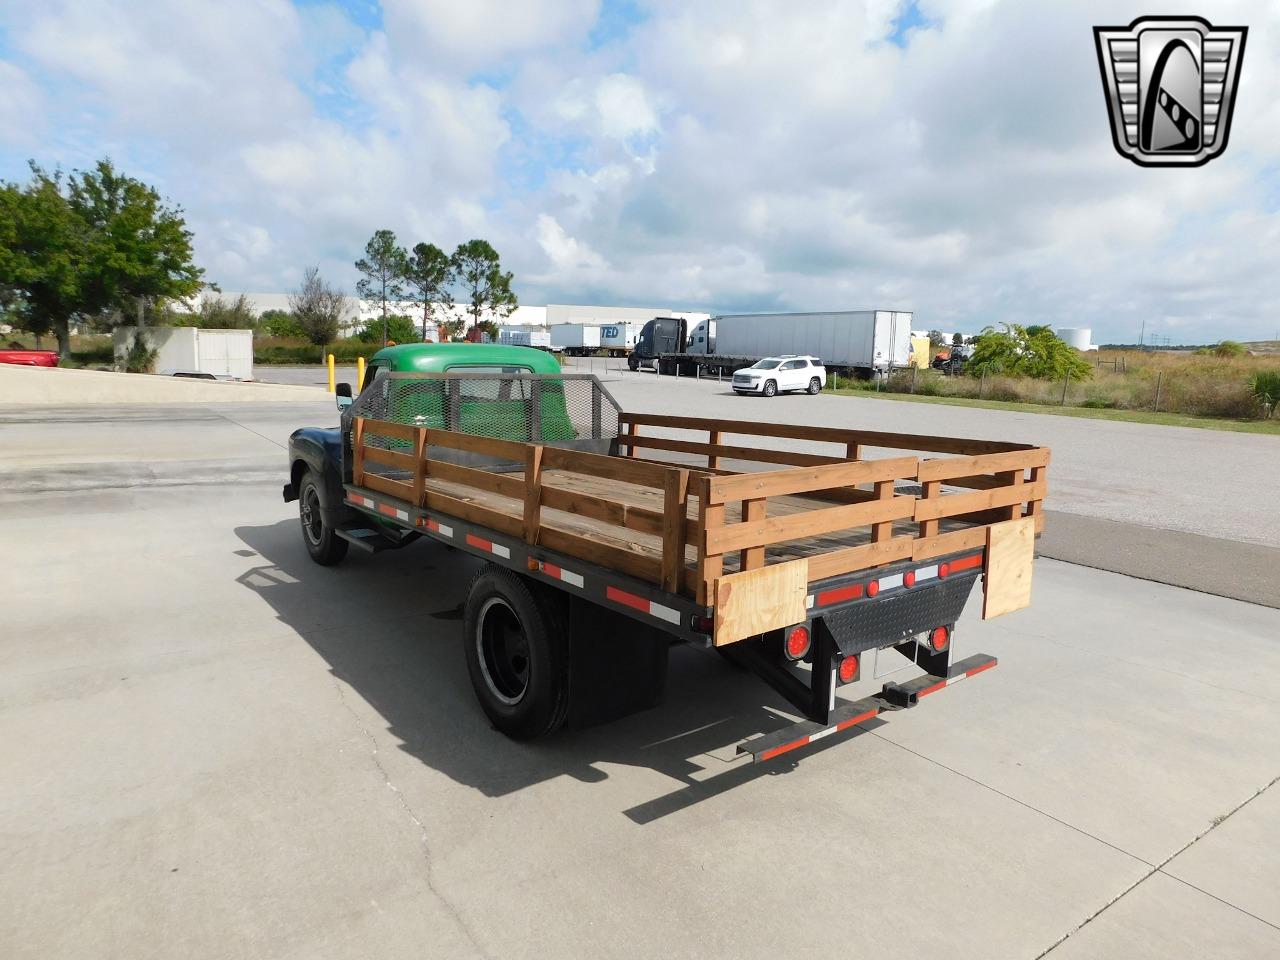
[0,349,60,367]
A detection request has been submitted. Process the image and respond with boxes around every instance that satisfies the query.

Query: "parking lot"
[3,380,1279,959]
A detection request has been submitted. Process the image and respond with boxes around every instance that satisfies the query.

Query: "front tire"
[299,469,348,565]
[763,379,777,397]
[463,566,570,739]
[628,356,639,372]
[807,377,821,395]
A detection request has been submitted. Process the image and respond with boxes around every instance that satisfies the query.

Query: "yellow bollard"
[327,353,335,393]
[356,355,366,392]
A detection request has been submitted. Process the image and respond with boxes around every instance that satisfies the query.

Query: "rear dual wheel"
[463,566,570,739]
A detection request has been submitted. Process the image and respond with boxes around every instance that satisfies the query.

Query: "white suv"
[731,356,827,397]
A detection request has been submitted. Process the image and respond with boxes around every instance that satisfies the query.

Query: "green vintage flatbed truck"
[284,343,1049,762]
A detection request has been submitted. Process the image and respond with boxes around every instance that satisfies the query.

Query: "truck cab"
[283,342,561,564]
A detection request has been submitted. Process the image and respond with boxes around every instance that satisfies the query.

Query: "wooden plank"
[916,447,1050,481]
[619,434,845,469]
[983,516,1035,619]
[361,444,418,472]
[359,471,416,503]
[537,525,663,585]
[426,427,528,462]
[845,441,861,461]
[707,456,918,504]
[539,485,667,539]
[998,469,1023,521]
[352,418,366,486]
[912,526,987,562]
[360,417,417,442]
[918,480,942,539]
[661,469,690,592]
[413,427,428,506]
[713,558,808,647]
[424,458,526,501]
[696,474,722,606]
[618,412,1036,456]
[540,445,672,488]
[914,479,1047,522]
[1026,466,1047,518]
[707,496,915,555]
[422,488,524,539]
[871,479,895,542]
[806,536,914,582]
[623,420,637,458]
[523,445,543,545]
[739,498,766,570]
[709,430,723,470]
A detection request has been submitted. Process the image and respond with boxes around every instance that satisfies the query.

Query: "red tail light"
[838,654,859,683]
[903,570,916,587]
[938,562,950,578]
[785,625,811,660]
[930,626,950,651]
[866,580,880,598]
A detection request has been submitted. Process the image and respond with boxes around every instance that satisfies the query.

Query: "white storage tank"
[1057,327,1095,351]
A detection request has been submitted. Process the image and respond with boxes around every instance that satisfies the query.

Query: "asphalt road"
[3,397,1279,958]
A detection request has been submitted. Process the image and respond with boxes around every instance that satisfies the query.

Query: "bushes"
[833,350,1280,421]
[967,324,1093,381]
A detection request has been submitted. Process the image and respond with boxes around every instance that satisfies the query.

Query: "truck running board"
[736,654,997,763]
[336,526,414,554]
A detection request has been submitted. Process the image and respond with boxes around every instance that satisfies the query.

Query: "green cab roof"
[370,341,561,374]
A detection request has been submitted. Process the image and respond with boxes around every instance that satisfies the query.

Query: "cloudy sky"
[1,0,1276,343]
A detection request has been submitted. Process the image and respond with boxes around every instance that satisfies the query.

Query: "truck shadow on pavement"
[234,519,886,822]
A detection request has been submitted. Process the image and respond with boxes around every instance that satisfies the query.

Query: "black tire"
[463,565,570,740]
[763,379,777,397]
[299,469,348,565]
[628,356,639,372]
[807,377,821,395]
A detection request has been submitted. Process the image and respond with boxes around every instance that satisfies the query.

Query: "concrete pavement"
[2,395,1278,959]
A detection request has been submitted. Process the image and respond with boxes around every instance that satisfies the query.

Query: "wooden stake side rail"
[352,416,1051,606]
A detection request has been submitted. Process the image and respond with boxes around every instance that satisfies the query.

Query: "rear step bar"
[737,654,997,763]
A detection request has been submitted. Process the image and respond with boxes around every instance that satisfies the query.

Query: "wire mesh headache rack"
[348,371,622,453]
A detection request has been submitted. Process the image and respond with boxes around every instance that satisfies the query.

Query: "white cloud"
[3,0,1279,342]
[594,74,658,141]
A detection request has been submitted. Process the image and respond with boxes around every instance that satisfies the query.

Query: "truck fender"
[286,429,353,527]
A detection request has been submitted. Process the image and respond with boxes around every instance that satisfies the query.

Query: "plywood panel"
[983,516,1035,619]
[713,558,808,647]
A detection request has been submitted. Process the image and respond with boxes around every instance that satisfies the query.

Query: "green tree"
[190,293,257,329]
[0,160,204,355]
[401,242,454,341]
[966,323,1091,381]
[928,329,946,348]
[356,313,417,344]
[355,229,407,346]
[952,332,964,347]
[450,239,517,333]
[289,266,347,356]
[258,309,303,339]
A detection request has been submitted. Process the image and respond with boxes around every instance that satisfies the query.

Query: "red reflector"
[817,583,863,606]
[838,655,859,683]
[866,580,880,598]
[692,615,714,634]
[948,554,983,573]
[938,562,950,578]
[904,570,916,588]
[785,625,811,659]
[930,626,950,651]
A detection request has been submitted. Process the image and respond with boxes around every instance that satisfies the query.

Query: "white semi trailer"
[498,326,553,351]
[550,323,602,357]
[630,311,913,378]
[598,322,643,357]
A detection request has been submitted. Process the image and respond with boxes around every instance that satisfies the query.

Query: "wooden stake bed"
[350,410,1050,642]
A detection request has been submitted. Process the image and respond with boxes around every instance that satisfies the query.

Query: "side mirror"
[335,382,353,410]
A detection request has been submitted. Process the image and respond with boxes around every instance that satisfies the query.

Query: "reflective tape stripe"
[423,518,454,538]
[346,493,407,521]
[878,572,904,591]
[466,533,511,559]
[914,564,939,583]
[606,586,682,625]
[377,502,409,522]
[542,562,585,589]
[757,708,879,762]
